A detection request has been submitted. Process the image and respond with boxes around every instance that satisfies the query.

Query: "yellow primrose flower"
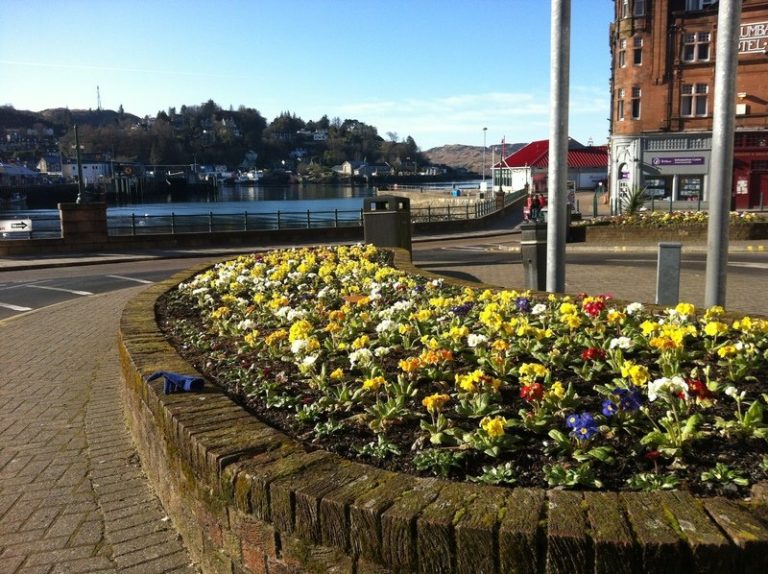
[399,356,422,373]
[606,310,626,326]
[480,416,507,438]
[703,321,728,337]
[446,325,469,341]
[399,324,414,335]
[717,344,739,359]
[562,314,582,329]
[640,320,659,336]
[362,376,386,391]
[265,329,288,346]
[519,362,549,379]
[479,304,503,331]
[243,331,260,347]
[211,306,231,320]
[559,302,577,315]
[703,305,725,321]
[620,362,650,386]
[289,319,313,342]
[549,381,566,399]
[352,334,370,349]
[330,368,344,380]
[491,339,510,352]
[675,302,696,317]
[422,393,451,413]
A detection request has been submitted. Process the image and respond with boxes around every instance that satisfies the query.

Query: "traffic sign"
[0,219,33,232]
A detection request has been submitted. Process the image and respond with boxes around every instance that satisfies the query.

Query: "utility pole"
[705,0,742,307]
[482,127,488,183]
[74,124,85,205]
[546,0,571,293]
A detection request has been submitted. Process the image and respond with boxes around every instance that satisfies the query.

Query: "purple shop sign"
[651,156,705,166]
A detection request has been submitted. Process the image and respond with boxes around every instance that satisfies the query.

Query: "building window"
[633,36,643,65]
[617,88,625,121]
[682,32,711,62]
[621,0,629,18]
[619,39,627,68]
[634,0,646,16]
[686,0,717,10]
[631,87,641,119]
[681,83,709,117]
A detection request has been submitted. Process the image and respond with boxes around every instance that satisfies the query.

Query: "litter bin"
[363,195,412,253]
[520,221,547,291]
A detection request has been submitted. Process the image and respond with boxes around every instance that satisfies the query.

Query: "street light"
[482,127,488,182]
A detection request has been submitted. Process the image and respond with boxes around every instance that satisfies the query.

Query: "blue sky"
[1,0,613,151]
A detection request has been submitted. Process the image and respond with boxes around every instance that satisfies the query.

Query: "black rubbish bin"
[363,195,412,253]
[520,221,547,291]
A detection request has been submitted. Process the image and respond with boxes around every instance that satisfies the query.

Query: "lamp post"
[74,124,85,204]
[482,127,488,182]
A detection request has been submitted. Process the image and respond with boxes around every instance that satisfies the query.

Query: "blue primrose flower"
[602,399,618,417]
[450,303,474,317]
[515,297,532,313]
[613,388,643,412]
[565,412,599,442]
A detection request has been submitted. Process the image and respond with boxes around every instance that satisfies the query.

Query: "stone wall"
[574,221,768,244]
[119,254,768,574]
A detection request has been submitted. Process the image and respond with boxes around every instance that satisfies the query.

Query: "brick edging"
[119,255,768,574]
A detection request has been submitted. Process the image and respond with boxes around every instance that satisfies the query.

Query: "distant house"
[492,139,608,192]
[355,162,392,177]
[37,154,63,175]
[340,161,364,176]
[421,165,449,176]
[313,130,328,141]
[62,158,112,184]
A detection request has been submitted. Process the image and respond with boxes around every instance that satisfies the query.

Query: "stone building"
[609,0,768,210]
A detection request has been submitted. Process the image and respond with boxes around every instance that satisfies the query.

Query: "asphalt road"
[0,257,220,321]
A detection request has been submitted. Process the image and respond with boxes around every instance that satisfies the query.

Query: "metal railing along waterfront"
[108,209,365,236]
[0,191,524,240]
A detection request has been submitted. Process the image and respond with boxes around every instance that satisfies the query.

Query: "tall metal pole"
[705,0,742,307]
[546,0,570,293]
[74,124,85,205]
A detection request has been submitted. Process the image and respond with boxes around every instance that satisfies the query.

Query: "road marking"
[26,285,93,296]
[729,262,768,270]
[106,274,154,284]
[0,301,33,311]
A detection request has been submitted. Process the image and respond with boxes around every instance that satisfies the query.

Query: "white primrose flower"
[287,308,306,321]
[374,346,392,357]
[625,302,645,315]
[237,319,256,331]
[531,303,548,315]
[291,339,308,355]
[647,376,688,402]
[299,354,319,372]
[609,336,633,350]
[275,306,292,318]
[467,334,488,348]
[348,348,374,367]
[375,319,397,333]
[724,386,745,400]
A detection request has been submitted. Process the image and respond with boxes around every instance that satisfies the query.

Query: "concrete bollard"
[656,242,682,306]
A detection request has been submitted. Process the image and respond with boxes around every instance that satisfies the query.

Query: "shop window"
[631,87,641,120]
[681,84,709,117]
[679,176,703,200]
[633,36,643,65]
[643,177,670,199]
[682,32,711,62]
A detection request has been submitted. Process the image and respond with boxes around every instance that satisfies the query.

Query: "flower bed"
[158,244,768,498]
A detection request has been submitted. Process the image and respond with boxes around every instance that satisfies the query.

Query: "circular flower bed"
[158,244,768,497]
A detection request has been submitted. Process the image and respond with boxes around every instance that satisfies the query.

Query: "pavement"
[1,195,767,572]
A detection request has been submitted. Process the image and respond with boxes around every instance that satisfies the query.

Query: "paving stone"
[0,290,198,573]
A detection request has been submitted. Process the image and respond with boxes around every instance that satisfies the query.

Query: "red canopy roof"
[495,139,608,169]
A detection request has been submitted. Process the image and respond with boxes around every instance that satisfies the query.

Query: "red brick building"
[608,0,768,210]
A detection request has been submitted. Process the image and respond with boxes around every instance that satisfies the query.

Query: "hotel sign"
[740,21,768,54]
